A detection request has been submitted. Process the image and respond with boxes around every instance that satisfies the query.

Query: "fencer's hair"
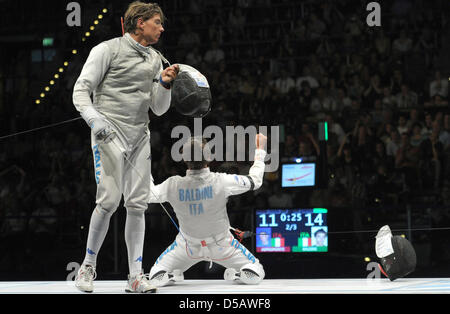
[314,229,327,236]
[182,137,210,170]
[123,1,165,34]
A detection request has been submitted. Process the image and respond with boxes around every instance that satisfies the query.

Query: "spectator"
[386,129,401,158]
[427,94,449,108]
[307,12,327,40]
[363,74,383,108]
[185,45,203,68]
[298,81,314,112]
[406,108,422,132]
[381,86,397,109]
[333,86,352,111]
[295,66,320,92]
[310,87,337,114]
[344,15,363,38]
[177,24,201,48]
[397,115,409,135]
[325,114,346,145]
[432,120,450,149]
[347,74,364,100]
[395,84,418,109]
[419,127,444,189]
[298,137,319,157]
[227,8,247,41]
[316,37,337,58]
[410,122,425,147]
[414,27,436,67]
[272,69,296,95]
[395,132,421,191]
[268,186,293,208]
[283,134,298,157]
[390,69,404,94]
[421,112,434,137]
[374,29,391,59]
[371,140,393,170]
[290,19,307,41]
[429,70,448,98]
[392,29,413,56]
[308,55,326,82]
[277,34,295,59]
[335,135,361,191]
[203,41,225,65]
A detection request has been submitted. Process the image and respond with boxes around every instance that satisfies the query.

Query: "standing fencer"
[147,134,267,286]
[72,1,179,293]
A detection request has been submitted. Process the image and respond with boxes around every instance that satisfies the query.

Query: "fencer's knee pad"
[149,269,184,287]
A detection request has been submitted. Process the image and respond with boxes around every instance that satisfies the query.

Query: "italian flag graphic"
[302,237,312,247]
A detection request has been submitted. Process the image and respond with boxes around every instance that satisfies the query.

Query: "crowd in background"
[0,0,449,278]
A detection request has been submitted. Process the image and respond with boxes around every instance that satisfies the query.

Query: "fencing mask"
[171,64,211,118]
[375,225,417,281]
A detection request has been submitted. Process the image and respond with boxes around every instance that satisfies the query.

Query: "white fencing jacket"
[150,149,267,239]
[73,33,171,149]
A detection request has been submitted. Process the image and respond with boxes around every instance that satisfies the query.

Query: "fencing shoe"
[126,273,157,293]
[149,269,184,287]
[75,264,96,293]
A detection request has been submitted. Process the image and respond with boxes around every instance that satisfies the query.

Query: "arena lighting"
[364,257,371,262]
[33,8,106,107]
[295,158,302,163]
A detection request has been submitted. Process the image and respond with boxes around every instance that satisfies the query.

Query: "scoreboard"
[255,208,328,253]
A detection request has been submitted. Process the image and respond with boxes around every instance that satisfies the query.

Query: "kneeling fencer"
[148,134,268,286]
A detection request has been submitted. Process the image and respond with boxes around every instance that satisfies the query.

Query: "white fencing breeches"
[148,231,265,281]
[83,132,151,275]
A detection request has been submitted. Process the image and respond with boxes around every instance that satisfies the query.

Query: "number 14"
[305,213,323,226]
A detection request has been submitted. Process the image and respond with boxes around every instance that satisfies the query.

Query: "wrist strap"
[159,76,171,89]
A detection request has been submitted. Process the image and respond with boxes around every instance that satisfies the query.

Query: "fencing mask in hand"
[171,64,211,118]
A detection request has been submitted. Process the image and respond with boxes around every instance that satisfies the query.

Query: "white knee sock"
[125,209,146,276]
[83,205,113,267]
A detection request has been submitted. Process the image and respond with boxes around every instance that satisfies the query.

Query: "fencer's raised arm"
[149,64,179,116]
[73,43,111,125]
[222,133,267,197]
[150,78,171,116]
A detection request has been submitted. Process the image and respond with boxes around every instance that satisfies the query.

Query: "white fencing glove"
[89,118,116,144]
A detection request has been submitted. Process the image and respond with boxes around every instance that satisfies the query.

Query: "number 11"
[259,214,278,227]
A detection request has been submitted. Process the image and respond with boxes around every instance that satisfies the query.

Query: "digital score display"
[255,208,328,253]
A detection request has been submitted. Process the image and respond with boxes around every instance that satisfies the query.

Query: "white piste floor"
[0,278,449,294]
